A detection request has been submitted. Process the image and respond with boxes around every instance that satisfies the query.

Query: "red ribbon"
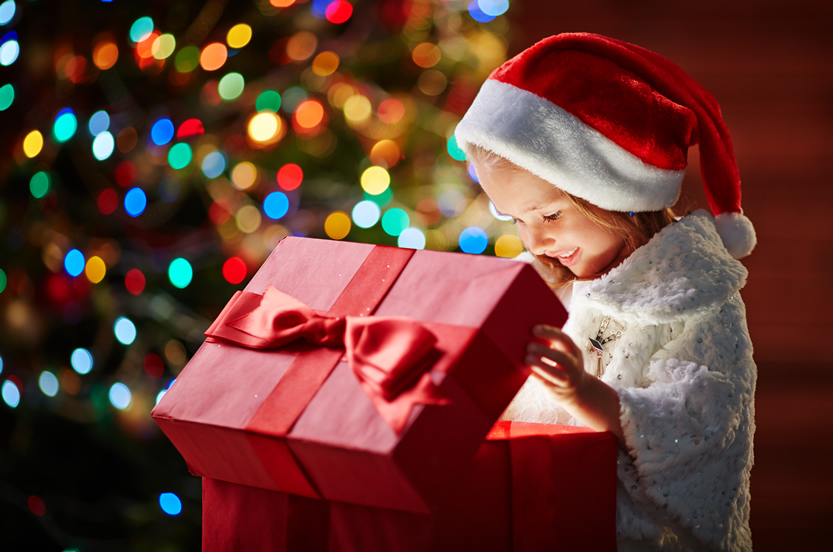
[206,285,449,433]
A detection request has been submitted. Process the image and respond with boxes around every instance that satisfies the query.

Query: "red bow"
[206,286,449,433]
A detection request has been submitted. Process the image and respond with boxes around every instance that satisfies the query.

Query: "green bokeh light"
[363,186,392,208]
[218,73,245,101]
[255,90,282,113]
[0,268,6,294]
[167,143,192,170]
[446,135,466,161]
[129,17,154,43]
[168,258,193,289]
[53,112,77,143]
[0,84,13,111]
[30,171,50,199]
[381,208,410,237]
[174,46,200,73]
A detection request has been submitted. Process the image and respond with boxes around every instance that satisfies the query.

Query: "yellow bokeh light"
[324,211,351,240]
[328,82,354,108]
[286,32,317,62]
[152,34,177,60]
[418,70,447,96]
[165,339,187,366]
[227,24,253,49]
[495,235,524,258]
[312,51,340,76]
[412,43,441,68]
[85,256,107,283]
[23,131,44,158]
[236,205,262,234]
[231,162,257,190]
[248,112,280,142]
[360,166,391,195]
[343,95,371,125]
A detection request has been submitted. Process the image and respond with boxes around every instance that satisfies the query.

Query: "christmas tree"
[0,0,519,549]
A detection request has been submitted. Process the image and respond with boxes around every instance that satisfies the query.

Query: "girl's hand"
[525,325,586,405]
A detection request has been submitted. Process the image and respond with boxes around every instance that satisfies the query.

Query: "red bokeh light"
[177,118,205,139]
[114,161,137,187]
[28,496,45,517]
[144,354,165,378]
[222,257,247,285]
[98,189,119,215]
[326,1,353,24]
[125,269,146,295]
[208,199,231,225]
[277,163,303,191]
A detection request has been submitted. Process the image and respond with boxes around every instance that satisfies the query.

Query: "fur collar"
[581,210,748,324]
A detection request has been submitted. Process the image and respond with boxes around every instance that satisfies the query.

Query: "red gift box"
[152,237,567,513]
[202,422,618,551]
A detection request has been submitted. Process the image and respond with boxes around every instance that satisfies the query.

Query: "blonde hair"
[463,143,680,286]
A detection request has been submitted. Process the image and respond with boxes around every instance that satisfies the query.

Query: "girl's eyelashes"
[543,211,562,222]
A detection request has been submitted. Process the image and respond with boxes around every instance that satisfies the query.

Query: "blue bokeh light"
[124,188,147,217]
[0,2,16,26]
[109,382,131,410]
[64,249,85,277]
[88,111,110,136]
[159,493,182,515]
[468,0,496,22]
[39,371,59,397]
[70,348,93,374]
[263,191,289,220]
[201,151,226,178]
[92,131,115,160]
[467,163,479,182]
[114,317,137,345]
[398,228,426,250]
[351,200,381,229]
[151,118,175,146]
[2,380,19,407]
[478,0,509,17]
[459,226,489,254]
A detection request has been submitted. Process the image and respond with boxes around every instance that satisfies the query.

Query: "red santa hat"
[455,32,756,259]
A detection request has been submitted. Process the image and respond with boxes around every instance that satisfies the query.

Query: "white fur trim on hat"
[714,212,756,259]
[455,79,685,212]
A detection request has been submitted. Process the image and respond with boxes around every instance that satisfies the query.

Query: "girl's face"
[474,161,632,279]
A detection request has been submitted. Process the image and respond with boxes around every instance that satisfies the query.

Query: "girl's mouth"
[554,247,579,267]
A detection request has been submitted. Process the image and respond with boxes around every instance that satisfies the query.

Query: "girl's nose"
[523,224,553,256]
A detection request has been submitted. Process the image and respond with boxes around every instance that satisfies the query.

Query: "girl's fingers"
[532,325,584,359]
[526,360,569,386]
[526,342,578,372]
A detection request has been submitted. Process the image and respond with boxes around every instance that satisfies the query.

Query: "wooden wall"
[507,1,833,548]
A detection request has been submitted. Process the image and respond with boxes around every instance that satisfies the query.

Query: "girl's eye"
[543,211,562,222]
[511,218,519,225]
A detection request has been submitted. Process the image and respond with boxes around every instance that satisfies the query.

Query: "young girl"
[455,33,756,551]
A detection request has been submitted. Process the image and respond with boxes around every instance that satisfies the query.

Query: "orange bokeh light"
[294,100,325,129]
[200,43,228,71]
[378,99,405,124]
[136,31,160,59]
[270,0,295,6]
[93,41,119,70]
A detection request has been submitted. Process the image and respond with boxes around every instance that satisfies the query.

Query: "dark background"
[507,1,833,549]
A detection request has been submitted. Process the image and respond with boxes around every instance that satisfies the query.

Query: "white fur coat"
[503,211,756,551]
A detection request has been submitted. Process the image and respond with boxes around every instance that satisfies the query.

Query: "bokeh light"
[177,119,204,138]
[370,139,401,168]
[447,135,466,161]
[23,130,43,158]
[479,0,510,17]
[0,36,19,66]
[175,45,200,72]
[324,211,351,240]
[256,90,282,113]
[92,40,119,70]
[28,496,45,517]
[144,354,164,378]
[129,17,154,43]
[98,189,118,214]
[151,33,176,60]
[377,99,405,124]
[0,83,13,111]
[85,256,106,283]
[286,31,317,61]
[343,94,371,124]
[39,371,59,397]
[495,234,524,257]
[0,2,15,26]
[438,190,466,217]
[398,228,426,249]
[124,188,147,217]
[227,24,252,49]
[280,86,307,113]
[231,162,256,190]
[0,270,5,294]
[151,118,174,145]
[381,208,409,237]
[168,143,192,170]
[236,205,262,233]
[277,163,302,190]
[2,380,19,407]
[459,226,488,254]
[88,111,110,136]
[53,108,77,143]
[263,191,289,219]
[159,493,182,516]
[64,249,85,277]
[325,1,353,24]
[351,200,381,228]
[92,131,115,160]
[70,348,93,374]
[114,317,137,345]
[201,151,226,178]
[168,258,193,289]
[248,112,280,142]
[109,382,131,410]
[125,269,145,295]
[468,1,496,23]
[418,69,447,96]
[30,172,50,199]
[412,43,441,68]
[200,43,228,71]
[489,201,514,221]
[312,51,339,76]
[361,166,390,195]
[467,163,480,182]
[218,72,244,101]
[222,257,247,284]
[294,100,324,129]
[364,186,392,208]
